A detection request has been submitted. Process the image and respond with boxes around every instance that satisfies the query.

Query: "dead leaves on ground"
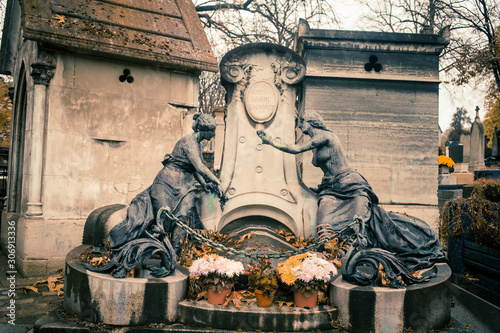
[220,290,255,310]
[23,273,65,296]
[238,231,254,243]
[178,229,228,267]
[276,229,312,248]
[80,244,111,268]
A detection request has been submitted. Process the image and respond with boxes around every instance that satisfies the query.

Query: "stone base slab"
[330,263,452,333]
[34,308,341,333]
[63,245,188,326]
[177,299,337,332]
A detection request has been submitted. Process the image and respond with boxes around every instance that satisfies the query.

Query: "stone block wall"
[296,25,448,207]
[1,48,199,276]
[43,53,198,219]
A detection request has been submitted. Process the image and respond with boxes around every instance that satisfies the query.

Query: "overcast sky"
[0,0,486,130]
[333,1,486,131]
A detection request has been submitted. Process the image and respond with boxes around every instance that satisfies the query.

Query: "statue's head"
[300,112,328,131]
[192,113,217,133]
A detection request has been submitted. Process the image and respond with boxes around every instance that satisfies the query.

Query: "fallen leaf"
[465,324,472,328]
[222,291,244,309]
[52,14,65,24]
[47,276,61,291]
[410,270,424,279]
[24,285,38,294]
[55,284,64,296]
[237,231,254,244]
[195,291,207,301]
[90,257,104,266]
[278,301,295,308]
[462,272,479,282]
[332,258,343,268]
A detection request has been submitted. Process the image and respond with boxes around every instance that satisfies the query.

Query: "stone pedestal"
[450,172,474,185]
[177,300,337,332]
[330,263,451,333]
[64,245,188,326]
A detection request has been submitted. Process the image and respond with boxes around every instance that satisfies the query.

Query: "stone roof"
[18,0,217,72]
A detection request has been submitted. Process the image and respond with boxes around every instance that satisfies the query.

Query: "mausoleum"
[295,20,449,226]
[0,0,217,276]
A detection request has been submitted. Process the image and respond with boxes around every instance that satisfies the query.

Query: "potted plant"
[277,252,337,308]
[189,254,244,305]
[438,155,454,174]
[247,257,279,307]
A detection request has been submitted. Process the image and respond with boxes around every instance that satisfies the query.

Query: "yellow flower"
[277,253,309,285]
[438,155,455,168]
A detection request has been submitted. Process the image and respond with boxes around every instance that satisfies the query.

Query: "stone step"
[35,308,342,333]
[177,299,338,332]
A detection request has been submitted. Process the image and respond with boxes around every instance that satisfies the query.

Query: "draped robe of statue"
[258,111,447,288]
[86,113,222,278]
[108,140,205,250]
[316,168,447,287]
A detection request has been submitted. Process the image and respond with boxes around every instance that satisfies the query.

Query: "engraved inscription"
[244,81,278,123]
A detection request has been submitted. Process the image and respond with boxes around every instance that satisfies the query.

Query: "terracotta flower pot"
[254,289,275,307]
[293,289,318,308]
[207,286,232,305]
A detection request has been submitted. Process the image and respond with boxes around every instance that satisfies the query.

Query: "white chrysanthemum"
[189,255,244,278]
[291,253,337,283]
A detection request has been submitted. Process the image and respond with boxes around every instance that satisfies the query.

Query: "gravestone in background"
[469,108,486,172]
[461,132,471,163]
[491,128,499,160]
[449,142,464,164]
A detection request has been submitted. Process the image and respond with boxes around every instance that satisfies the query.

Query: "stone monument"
[294,20,449,228]
[201,43,317,237]
[469,107,486,172]
[29,40,452,333]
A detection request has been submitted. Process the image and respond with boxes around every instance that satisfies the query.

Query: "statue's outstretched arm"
[257,130,327,154]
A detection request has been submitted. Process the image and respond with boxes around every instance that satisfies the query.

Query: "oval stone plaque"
[244,81,278,123]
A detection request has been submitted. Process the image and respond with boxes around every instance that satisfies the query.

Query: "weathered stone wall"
[1,0,216,277]
[43,53,198,219]
[296,26,448,208]
[2,49,200,276]
[300,78,439,205]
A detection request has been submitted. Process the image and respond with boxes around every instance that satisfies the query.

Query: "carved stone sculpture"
[258,112,447,287]
[87,113,225,278]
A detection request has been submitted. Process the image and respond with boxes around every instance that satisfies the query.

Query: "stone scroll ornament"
[220,51,305,124]
[86,114,227,278]
[258,112,447,288]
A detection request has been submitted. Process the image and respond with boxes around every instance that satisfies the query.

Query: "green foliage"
[441,179,500,250]
[484,93,500,147]
[0,78,12,148]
